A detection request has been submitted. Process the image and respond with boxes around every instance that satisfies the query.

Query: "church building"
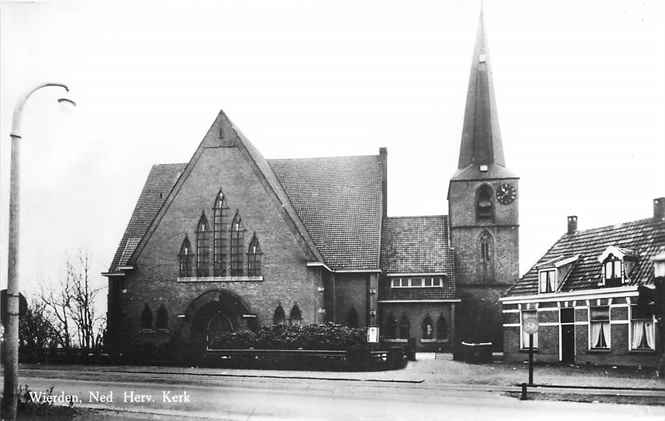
[103,10,519,358]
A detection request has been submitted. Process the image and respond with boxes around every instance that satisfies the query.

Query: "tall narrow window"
[230,211,245,276]
[538,269,557,293]
[141,304,153,330]
[603,256,623,287]
[398,313,410,339]
[289,304,302,326]
[436,314,448,340]
[196,213,210,277]
[422,315,434,339]
[212,190,229,276]
[479,231,494,282]
[346,307,359,328]
[156,304,168,330]
[590,306,610,350]
[384,313,397,339]
[476,184,494,221]
[247,233,262,276]
[273,305,286,325]
[178,237,193,277]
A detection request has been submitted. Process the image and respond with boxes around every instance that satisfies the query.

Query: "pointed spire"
[455,4,508,177]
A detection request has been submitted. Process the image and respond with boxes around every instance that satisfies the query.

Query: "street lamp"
[3,82,75,420]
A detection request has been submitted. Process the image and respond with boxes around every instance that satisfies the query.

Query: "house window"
[247,233,262,276]
[476,184,494,221]
[273,304,286,325]
[432,277,442,287]
[141,304,153,330]
[398,314,410,339]
[346,307,359,328]
[196,213,210,277]
[538,269,557,293]
[520,310,538,349]
[436,314,448,340]
[630,306,655,351]
[603,256,623,287]
[384,313,397,339]
[230,211,245,276]
[422,315,434,339]
[178,237,193,277]
[212,190,229,276]
[590,306,610,350]
[156,304,168,330]
[289,304,302,326]
[390,277,444,288]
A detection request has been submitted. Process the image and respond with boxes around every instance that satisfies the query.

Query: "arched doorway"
[185,289,251,357]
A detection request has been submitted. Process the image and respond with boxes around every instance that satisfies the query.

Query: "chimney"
[654,197,665,221]
[567,216,578,235]
[379,147,387,217]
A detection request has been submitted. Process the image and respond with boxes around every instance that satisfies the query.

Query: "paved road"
[7,368,665,420]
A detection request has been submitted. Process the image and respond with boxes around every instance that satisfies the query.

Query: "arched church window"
[141,304,153,329]
[437,314,448,340]
[230,211,245,276]
[398,313,410,339]
[385,313,397,339]
[422,315,434,339]
[178,236,193,277]
[273,304,286,325]
[212,190,229,276]
[346,307,359,328]
[476,184,494,221]
[196,213,210,277]
[247,233,262,276]
[156,304,168,330]
[479,230,494,282]
[289,304,302,326]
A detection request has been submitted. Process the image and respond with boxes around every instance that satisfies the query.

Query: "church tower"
[448,8,519,348]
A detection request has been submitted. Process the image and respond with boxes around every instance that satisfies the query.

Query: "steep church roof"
[452,9,516,181]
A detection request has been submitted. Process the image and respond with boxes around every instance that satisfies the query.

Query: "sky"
[0,0,663,305]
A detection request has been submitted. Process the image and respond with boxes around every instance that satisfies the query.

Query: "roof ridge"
[267,154,380,162]
[387,214,447,219]
[564,217,662,237]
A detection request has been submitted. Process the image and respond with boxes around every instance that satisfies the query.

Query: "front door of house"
[560,308,575,363]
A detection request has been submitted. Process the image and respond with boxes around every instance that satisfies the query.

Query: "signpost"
[367,327,379,344]
[522,310,539,386]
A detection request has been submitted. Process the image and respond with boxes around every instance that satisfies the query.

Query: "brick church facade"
[104,11,519,358]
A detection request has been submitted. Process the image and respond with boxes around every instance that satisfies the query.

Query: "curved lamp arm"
[10,82,73,139]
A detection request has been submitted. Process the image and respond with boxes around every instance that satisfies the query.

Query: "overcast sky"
[0,0,663,302]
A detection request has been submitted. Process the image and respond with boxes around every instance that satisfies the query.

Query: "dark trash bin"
[461,341,492,364]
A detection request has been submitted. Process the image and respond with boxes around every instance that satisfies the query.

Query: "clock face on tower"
[496,183,517,205]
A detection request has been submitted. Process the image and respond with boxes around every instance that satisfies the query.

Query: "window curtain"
[521,330,538,348]
[591,321,609,348]
[631,319,655,350]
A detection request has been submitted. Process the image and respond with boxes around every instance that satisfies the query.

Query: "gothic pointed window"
[273,304,286,325]
[141,304,153,329]
[437,314,448,340]
[156,304,168,330]
[479,230,494,282]
[398,313,410,339]
[346,307,359,328]
[476,184,494,221]
[178,236,193,277]
[289,304,302,326]
[422,315,434,339]
[230,211,245,276]
[247,233,262,276]
[212,190,229,276]
[196,213,210,277]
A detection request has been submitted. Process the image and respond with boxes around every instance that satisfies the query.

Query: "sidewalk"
[21,353,665,390]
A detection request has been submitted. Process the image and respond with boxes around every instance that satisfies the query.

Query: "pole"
[3,132,20,420]
[528,333,534,386]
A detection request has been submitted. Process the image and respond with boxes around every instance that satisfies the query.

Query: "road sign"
[522,310,539,334]
[367,327,379,343]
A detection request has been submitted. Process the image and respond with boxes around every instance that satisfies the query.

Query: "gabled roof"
[380,215,453,275]
[269,155,383,271]
[507,218,665,296]
[453,8,510,181]
[107,163,186,272]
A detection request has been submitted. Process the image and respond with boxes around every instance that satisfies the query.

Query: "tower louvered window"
[247,233,262,276]
[178,237,193,277]
[230,212,245,276]
[476,184,494,221]
[212,190,229,276]
[196,213,210,277]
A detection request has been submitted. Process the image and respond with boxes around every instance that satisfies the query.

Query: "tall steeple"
[453,5,513,180]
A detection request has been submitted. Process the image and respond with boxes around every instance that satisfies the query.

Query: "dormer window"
[598,246,636,287]
[603,255,623,287]
[538,269,557,293]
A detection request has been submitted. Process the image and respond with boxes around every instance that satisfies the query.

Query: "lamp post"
[3,82,75,420]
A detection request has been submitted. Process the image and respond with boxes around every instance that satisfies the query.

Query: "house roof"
[507,217,665,296]
[269,155,383,271]
[380,215,453,275]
